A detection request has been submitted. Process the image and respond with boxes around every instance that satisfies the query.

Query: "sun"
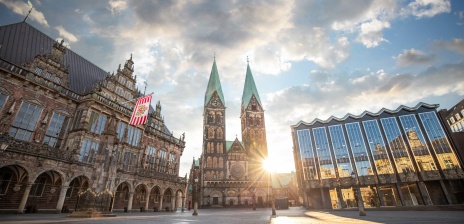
[263,157,275,172]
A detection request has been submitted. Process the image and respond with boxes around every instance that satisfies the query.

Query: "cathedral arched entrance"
[210,190,222,206]
[256,190,267,207]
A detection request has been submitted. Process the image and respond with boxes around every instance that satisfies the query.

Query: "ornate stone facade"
[0,22,187,214]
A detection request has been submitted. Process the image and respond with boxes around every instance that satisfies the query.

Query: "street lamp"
[192,177,198,216]
[263,158,276,216]
[252,188,256,211]
[351,171,366,216]
[269,172,276,216]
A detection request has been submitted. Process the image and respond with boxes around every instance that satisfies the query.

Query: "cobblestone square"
[1,207,464,224]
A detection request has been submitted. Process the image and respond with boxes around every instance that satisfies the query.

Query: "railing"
[2,134,75,162]
[0,58,83,101]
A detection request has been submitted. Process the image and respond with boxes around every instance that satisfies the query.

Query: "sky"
[1,0,464,176]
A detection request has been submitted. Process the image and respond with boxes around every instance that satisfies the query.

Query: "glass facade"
[399,115,436,172]
[419,112,461,169]
[293,105,463,209]
[328,125,352,178]
[363,120,394,175]
[345,122,373,176]
[313,127,335,179]
[380,117,415,174]
[296,129,318,180]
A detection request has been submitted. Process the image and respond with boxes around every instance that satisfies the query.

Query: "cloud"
[108,0,127,15]
[401,0,451,19]
[396,48,436,67]
[264,62,464,143]
[55,25,78,43]
[357,19,391,48]
[0,0,49,27]
[436,39,464,55]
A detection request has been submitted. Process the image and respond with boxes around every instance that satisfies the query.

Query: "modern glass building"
[291,102,464,209]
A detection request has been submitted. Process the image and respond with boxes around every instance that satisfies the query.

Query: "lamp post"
[264,157,276,216]
[192,176,198,216]
[252,188,256,211]
[269,171,276,216]
[351,171,366,216]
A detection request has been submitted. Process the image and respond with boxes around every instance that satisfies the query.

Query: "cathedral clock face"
[230,163,245,179]
[212,100,218,107]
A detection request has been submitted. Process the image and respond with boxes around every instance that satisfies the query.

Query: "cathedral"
[189,59,271,208]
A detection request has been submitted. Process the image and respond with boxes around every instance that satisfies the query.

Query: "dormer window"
[53,77,61,84]
[116,87,123,96]
[126,82,132,90]
[125,92,131,100]
[45,72,51,79]
[252,105,257,111]
[119,76,126,85]
[35,68,42,75]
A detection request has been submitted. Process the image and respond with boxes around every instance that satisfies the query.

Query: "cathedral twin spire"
[204,58,262,108]
[242,63,262,109]
[205,59,225,106]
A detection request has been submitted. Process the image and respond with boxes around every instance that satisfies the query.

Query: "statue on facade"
[33,123,46,143]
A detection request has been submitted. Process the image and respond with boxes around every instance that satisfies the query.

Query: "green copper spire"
[242,63,262,108]
[205,59,225,105]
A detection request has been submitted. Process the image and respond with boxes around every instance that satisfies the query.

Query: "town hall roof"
[0,22,173,135]
[0,22,108,94]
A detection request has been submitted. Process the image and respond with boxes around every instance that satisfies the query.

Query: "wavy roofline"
[291,102,439,128]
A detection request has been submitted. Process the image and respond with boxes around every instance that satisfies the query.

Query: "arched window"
[213,157,218,168]
[219,157,223,168]
[217,127,223,139]
[208,126,214,138]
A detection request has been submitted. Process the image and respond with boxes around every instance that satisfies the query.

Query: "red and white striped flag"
[129,94,152,125]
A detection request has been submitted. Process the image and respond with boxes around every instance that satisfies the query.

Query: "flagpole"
[23,1,34,22]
